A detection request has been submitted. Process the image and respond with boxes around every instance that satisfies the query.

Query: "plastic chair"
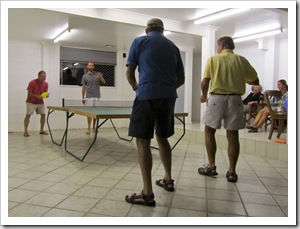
[264,90,288,139]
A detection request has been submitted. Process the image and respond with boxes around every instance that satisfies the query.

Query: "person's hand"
[199,95,207,103]
[46,93,50,98]
[97,72,104,80]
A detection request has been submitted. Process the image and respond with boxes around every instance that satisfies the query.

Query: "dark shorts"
[129,98,176,139]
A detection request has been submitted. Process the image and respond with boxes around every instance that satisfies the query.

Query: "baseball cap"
[146,18,164,29]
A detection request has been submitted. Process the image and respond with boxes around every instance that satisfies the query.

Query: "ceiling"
[8,7,288,53]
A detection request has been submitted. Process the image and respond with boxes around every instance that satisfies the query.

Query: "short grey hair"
[217,36,235,50]
[252,84,263,92]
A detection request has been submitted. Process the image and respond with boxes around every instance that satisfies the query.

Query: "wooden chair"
[264,90,288,139]
[244,103,259,125]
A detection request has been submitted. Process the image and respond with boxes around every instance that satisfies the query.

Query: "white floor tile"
[7,124,290,221]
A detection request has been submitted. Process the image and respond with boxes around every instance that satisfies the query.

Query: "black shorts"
[129,98,176,139]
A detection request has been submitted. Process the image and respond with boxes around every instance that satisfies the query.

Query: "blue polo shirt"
[126,31,184,100]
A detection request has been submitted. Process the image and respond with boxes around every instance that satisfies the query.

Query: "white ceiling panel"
[8,7,289,53]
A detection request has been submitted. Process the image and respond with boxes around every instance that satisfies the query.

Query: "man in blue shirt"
[125,18,185,206]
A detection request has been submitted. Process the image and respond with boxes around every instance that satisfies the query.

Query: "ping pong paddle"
[41,92,49,98]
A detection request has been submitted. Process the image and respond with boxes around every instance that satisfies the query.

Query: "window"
[60,62,115,87]
[60,47,116,87]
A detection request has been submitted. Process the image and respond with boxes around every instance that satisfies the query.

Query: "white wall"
[8,40,136,132]
[235,42,266,98]
[235,36,288,99]
[8,35,288,132]
[8,41,43,132]
[277,38,288,82]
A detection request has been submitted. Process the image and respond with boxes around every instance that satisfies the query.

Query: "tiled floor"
[5,122,292,225]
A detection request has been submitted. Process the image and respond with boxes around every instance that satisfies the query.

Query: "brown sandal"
[156,179,175,192]
[226,171,238,182]
[198,164,218,176]
[125,190,156,207]
[39,131,48,135]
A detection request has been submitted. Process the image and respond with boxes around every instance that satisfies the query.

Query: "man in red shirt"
[23,70,49,137]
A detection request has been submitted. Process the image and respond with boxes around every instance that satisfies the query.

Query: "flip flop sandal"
[125,191,156,207]
[156,179,175,192]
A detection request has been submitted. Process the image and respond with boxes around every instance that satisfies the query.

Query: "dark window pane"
[60,62,115,87]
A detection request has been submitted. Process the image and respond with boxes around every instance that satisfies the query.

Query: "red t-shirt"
[26,79,48,104]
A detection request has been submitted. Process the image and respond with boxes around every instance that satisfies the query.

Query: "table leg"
[110,119,133,142]
[64,117,109,162]
[47,109,67,146]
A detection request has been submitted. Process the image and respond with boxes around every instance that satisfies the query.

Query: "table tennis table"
[47,103,188,162]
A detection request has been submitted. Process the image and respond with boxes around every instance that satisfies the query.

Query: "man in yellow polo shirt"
[198,36,259,182]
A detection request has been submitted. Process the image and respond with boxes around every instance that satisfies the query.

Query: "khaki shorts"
[26,102,45,115]
[203,94,244,130]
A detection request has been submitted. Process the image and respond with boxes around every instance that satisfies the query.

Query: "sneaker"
[198,164,218,176]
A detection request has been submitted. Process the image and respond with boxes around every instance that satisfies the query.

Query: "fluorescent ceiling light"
[54,27,70,43]
[63,67,69,70]
[233,28,282,42]
[73,63,79,66]
[194,8,229,18]
[194,8,250,24]
[233,23,281,38]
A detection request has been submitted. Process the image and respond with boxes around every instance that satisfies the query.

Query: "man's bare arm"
[126,65,138,90]
[199,78,211,103]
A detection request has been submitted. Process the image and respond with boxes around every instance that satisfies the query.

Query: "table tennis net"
[62,98,133,108]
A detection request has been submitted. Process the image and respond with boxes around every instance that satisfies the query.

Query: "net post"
[62,98,65,107]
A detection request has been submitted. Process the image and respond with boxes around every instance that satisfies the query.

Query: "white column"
[259,38,276,89]
[183,48,193,124]
[200,27,217,123]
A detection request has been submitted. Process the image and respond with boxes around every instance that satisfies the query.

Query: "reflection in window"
[60,62,115,87]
